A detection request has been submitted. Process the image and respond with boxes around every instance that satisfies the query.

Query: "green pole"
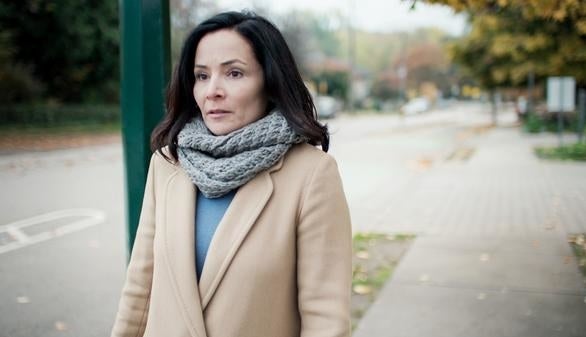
[119,0,170,257]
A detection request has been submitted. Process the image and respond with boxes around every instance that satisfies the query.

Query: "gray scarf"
[177,111,306,198]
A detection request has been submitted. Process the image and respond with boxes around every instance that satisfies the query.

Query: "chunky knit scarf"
[177,111,306,198]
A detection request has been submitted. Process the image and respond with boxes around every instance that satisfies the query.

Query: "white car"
[315,95,340,119]
[400,97,430,115]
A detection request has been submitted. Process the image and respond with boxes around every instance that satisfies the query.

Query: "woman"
[111,11,351,337]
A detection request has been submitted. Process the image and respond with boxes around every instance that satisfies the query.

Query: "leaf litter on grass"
[351,232,415,330]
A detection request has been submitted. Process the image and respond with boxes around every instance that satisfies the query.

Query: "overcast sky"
[216,0,468,36]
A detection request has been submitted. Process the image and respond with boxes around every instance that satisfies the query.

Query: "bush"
[524,113,581,134]
[535,142,586,161]
[524,113,543,133]
[0,104,120,127]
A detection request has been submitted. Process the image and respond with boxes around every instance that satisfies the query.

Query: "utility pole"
[578,89,585,143]
[120,0,171,256]
[527,71,535,118]
[347,0,355,113]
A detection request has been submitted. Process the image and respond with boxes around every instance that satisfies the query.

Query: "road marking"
[0,209,106,254]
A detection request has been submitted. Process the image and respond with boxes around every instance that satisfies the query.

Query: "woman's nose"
[205,77,225,100]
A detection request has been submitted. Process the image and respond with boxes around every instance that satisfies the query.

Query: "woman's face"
[193,29,268,136]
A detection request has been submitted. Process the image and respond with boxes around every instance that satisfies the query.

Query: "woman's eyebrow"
[221,59,247,66]
[194,59,248,69]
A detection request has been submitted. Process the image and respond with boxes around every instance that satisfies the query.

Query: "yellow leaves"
[576,20,586,35]
[424,0,586,84]
[479,15,500,31]
[352,284,372,295]
[491,68,508,83]
[526,34,550,51]
[489,34,515,57]
[427,0,586,21]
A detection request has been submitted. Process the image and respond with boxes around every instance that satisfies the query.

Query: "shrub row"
[524,112,583,134]
[0,104,120,127]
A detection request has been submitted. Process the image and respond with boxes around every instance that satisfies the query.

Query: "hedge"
[0,104,120,127]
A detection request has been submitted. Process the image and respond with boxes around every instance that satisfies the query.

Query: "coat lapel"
[164,168,207,337]
[198,159,284,310]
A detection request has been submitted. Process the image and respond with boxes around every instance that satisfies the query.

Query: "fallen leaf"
[54,321,68,331]
[356,251,369,259]
[353,285,372,295]
[564,256,573,264]
[355,273,368,282]
[479,254,490,262]
[16,296,30,304]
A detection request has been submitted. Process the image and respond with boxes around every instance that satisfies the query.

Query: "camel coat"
[110,143,352,337]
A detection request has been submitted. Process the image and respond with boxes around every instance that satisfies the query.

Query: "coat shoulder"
[149,146,182,179]
[274,143,340,185]
[284,143,336,167]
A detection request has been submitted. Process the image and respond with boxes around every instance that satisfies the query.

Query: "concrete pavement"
[352,112,586,336]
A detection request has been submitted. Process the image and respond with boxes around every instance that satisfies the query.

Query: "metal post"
[578,89,586,143]
[120,0,170,256]
[527,71,534,118]
[558,79,564,146]
[347,0,355,113]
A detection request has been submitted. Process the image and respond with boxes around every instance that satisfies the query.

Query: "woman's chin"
[205,123,236,136]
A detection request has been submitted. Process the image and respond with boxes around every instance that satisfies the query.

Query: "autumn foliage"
[419,0,586,88]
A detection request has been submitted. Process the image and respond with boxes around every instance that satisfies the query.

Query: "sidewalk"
[353,116,586,336]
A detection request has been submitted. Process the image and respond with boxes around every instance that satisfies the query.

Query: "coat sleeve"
[297,154,352,337]
[111,154,157,337]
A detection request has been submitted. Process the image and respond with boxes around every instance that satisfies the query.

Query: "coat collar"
[163,155,285,335]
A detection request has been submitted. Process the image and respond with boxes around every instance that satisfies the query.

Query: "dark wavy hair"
[151,11,329,161]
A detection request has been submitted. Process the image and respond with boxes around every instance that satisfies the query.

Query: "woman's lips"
[207,109,231,118]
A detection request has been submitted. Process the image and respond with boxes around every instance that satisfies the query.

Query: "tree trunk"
[489,89,498,126]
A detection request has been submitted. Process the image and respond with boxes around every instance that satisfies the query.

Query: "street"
[1,102,585,336]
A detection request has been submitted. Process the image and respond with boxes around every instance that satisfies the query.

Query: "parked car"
[400,97,430,115]
[315,95,341,119]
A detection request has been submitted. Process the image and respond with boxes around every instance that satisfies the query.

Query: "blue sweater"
[195,189,236,281]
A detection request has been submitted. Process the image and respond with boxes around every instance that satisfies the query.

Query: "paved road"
[328,101,497,233]
[0,146,127,337]
[0,102,512,336]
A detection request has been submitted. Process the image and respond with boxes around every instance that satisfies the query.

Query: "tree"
[0,1,120,103]
[401,41,451,95]
[413,0,586,124]
[170,0,220,68]
[0,30,44,103]
[418,0,586,86]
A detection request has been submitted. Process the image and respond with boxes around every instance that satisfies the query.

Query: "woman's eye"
[195,73,208,81]
[228,70,243,78]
